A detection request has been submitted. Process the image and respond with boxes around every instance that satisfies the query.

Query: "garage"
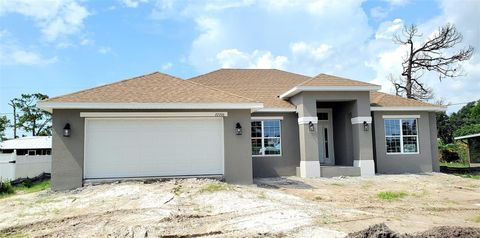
[83,115,225,179]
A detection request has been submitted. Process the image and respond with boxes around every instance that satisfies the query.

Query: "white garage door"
[84,117,224,179]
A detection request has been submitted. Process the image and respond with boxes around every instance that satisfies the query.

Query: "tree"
[437,100,480,143]
[392,23,474,100]
[14,93,52,136]
[8,99,20,138]
[0,116,9,141]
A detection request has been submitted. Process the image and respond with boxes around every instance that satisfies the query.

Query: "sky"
[0,0,479,135]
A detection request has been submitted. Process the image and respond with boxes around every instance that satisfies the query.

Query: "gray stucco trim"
[51,109,253,190]
[372,111,438,174]
[251,112,300,177]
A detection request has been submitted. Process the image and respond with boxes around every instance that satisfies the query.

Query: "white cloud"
[120,0,148,8]
[161,62,173,70]
[375,18,403,39]
[0,49,57,66]
[98,47,111,54]
[216,49,288,69]
[384,0,409,6]
[0,0,89,42]
[290,42,331,61]
[0,29,57,66]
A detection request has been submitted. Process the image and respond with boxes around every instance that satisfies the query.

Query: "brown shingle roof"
[44,69,444,111]
[370,91,443,108]
[301,73,379,87]
[46,72,258,104]
[189,69,310,109]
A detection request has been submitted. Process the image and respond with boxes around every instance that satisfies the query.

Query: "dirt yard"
[0,173,479,237]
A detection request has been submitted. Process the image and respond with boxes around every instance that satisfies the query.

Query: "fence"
[0,153,51,181]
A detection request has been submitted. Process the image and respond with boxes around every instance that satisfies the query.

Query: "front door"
[317,109,335,165]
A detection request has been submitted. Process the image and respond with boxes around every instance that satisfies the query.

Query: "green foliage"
[437,100,480,143]
[0,116,9,141]
[0,180,51,199]
[11,93,51,136]
[21,179,33,188]
[0,181,14,195]
[377,191,408,201]
[15,180,51,194]
[438,141,469,163]
[454,124,480,137]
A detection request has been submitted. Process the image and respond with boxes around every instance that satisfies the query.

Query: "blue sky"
[1,0,479,136]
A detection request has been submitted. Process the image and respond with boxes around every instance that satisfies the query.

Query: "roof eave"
[279,85,382,99]
[454,133,480,140]
[37,102,264,113]
[370,106,447,112]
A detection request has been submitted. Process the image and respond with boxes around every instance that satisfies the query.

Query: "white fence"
[0,153,51,181]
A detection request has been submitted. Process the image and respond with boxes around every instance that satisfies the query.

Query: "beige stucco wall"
[51,109,253,190]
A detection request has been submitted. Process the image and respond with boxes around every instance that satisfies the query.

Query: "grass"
[454,173,480,180]
[0,180,51,199]
[440,162,470,168]
[472,214,480,223]
[377,191,408,201]
[199,182,229,193]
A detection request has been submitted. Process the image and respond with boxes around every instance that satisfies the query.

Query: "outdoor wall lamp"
[63,123,71,137]
[363,121,369,131]
[235,122,242,135]
[308,121,315,132]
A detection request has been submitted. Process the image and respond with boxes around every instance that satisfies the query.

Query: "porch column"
[351,106,376,176]
[296,98,321,177]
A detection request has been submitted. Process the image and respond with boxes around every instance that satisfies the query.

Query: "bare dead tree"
[392,23,474,100]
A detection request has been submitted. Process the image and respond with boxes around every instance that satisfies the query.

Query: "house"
[37,69,445,190]
[0,136,52,181]
[454,133,480,164]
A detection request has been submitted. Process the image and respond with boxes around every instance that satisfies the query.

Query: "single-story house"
[37,69,445,190]
[454,133,480,163]
[0,136,52,181]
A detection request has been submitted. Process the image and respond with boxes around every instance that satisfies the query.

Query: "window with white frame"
[251,120,281,156]
[384,119,419,154]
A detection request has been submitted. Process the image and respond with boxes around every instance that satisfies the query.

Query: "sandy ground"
[0,173,478,237]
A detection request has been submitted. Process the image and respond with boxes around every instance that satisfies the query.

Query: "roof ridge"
[187,68,224,82]
[44,71,168,102]
[185,78,259,103]
[301,73,379,87]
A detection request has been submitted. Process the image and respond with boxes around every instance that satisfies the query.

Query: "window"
[384,119,419,154]
[251,120,281,156]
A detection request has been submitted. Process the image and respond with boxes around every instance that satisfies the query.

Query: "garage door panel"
[84,117,224,179]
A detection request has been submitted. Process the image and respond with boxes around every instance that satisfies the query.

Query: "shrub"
[441,149,461,162]
[21,179,33,188]
[0,181,14,195]
[438,141,469,163]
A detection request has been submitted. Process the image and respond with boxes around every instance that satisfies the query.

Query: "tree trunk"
[32,119,36,136]
[11,102,17,138]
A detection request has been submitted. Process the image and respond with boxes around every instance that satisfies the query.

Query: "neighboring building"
[454,133,480,163]
[37,69,445,190]
[0,136,52,181]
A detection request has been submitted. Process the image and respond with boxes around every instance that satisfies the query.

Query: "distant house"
[455,133,480,164]
[0,136,52,181]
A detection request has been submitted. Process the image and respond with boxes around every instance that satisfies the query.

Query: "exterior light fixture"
[235,122,242,135]
[63,123,71,137]
[363,121,369,131]
[308,121,315,132]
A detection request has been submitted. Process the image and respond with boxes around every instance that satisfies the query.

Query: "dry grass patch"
[199,182,230,193]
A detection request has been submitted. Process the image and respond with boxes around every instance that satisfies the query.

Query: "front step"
[320,166,361,177]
